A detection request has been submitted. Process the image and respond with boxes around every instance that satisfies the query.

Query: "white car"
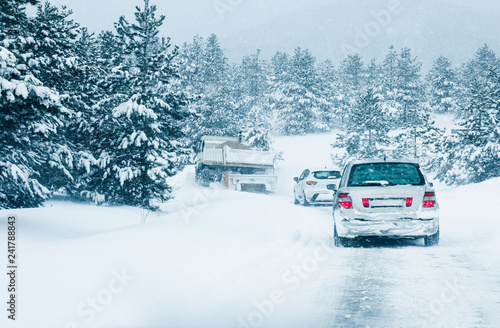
[293,168,341,206]
[333,159,440,247]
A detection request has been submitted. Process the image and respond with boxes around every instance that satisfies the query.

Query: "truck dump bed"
[198,136,275,169]
[200,148,275,168]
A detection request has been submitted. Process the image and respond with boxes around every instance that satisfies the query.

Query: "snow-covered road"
[264,133,500,328]
[288,205,500,328]
[1,132,500,328]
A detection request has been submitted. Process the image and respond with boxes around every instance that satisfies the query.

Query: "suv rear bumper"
[305,190,334,203]
[334,209,439,238]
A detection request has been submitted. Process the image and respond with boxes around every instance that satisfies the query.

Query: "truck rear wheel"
[196,165,215,187]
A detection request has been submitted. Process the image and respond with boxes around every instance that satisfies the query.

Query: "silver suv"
[333,159,439,247]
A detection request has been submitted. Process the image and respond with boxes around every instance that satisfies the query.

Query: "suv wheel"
[424,229,440,246]
[334,225,347,247]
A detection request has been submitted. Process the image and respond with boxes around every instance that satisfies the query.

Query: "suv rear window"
[348,163,425,186]
[313,171,341,179]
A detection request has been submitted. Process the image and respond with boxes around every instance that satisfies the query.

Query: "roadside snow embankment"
[0,165,334,328]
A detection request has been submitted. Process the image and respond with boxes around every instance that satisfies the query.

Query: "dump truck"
[195,135,278,192]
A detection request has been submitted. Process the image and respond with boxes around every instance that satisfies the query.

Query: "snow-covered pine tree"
[270,51,290,83]
[317,59,341,129]
[391,108,442,160]
[273,47,329,135]
[176,35,204,93]
[268,51,289,126]
[0,0,38,52]
[173,35,205,151]
[202,34,229,85]
[394,48,424,124]
[426,56,460,113]
[428,47,498,178]
[234,50,268,108]
[0,0,68,208]
[381,45,398,92]
[233,50,274,150]
[366,58,381,85]
[332,88,390,165]
[201,37,239,136]
[336,53,366,126]
[241,120,273,151]
[27,2,90,191]
[178,34,239,140]
[379,46,404,124]
[62,29,116,199]
[386,48,441,159]
[338,53,365,92]
[462,44,498,86]
[29,2,79,91]
[433,66,500,185]
[83,0,192,210]
[458,44,499,119]
[365,57,384,109]
[241,102,274,151]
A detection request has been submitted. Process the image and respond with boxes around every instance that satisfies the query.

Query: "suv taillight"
[423,191,436,208]
[306,181,317,185]
[339,193,352,209]
[362,198,370,208]
[406,197,413,207]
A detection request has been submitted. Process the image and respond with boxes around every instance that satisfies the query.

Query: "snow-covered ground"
[1,129,500,328]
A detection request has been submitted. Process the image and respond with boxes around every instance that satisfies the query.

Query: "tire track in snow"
[302,242,500,328]
[314,247,397,328]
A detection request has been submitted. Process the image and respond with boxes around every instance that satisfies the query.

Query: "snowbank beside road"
[0,172,334,328]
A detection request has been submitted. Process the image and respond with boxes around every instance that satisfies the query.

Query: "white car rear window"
[313,171,341,179]
[348,163,425,186]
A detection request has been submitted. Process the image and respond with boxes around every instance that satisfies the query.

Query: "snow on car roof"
[347,158,422,165]
[308,167,342,172]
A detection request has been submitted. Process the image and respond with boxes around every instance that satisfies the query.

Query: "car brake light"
[339,193,352,209]
[306,181,317,185]
[406,197,413,207]
[423,191,436,208]
[423,201,435,207]
[362,198,370,208]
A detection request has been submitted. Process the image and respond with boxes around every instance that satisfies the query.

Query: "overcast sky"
[33,0,500,70]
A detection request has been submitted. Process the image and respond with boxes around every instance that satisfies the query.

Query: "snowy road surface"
[1,132,500,328]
